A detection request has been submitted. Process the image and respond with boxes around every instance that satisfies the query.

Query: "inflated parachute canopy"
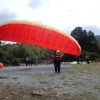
[0,62,4,68]
[0,20,81,56]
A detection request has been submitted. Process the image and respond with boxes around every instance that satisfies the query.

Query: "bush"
[89,52,99,60]
[11,58,20,66]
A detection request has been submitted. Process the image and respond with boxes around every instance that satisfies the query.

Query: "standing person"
[26,56,29,66]
[5,60,10,67]
[29,56,32,66]
[76,56,80,64]
[85,54,90,64]
[33,55,38,65]
[45,53,50,65]
[52,50,62,74]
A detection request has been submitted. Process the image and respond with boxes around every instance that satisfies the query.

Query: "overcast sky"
[0,0,100,35]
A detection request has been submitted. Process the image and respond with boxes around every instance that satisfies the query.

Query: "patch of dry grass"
[0,84,99,100]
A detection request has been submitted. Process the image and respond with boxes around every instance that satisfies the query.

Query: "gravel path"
[0,64,100,99]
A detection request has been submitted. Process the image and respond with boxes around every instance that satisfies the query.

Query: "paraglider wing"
[0,62,4,68]
[0,20,81,56]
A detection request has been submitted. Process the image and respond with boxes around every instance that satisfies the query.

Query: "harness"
[54,54,60,60]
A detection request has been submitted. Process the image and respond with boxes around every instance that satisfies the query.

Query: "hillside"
[95,35,100,40]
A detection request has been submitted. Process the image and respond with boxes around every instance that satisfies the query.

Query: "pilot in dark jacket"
[52,50,62,74]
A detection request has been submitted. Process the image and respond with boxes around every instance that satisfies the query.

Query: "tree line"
[0,42,54,66]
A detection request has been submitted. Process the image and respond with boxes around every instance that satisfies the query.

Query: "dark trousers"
[54,60,60,73]
[86,59,89,64]
[26,61,29,66]
[76,58,79,64]
[29,61,32,66]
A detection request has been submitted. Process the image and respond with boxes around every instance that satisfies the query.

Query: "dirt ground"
[0,62,100,100]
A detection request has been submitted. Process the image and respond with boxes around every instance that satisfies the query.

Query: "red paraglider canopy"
[0,20,81,56]
[0,62,4,68]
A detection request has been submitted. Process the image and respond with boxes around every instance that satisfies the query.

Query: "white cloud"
[0,0,100,35]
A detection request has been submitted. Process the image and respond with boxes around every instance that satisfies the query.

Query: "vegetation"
[70,27,100,61]
[0,42,54,66]
[97,38,100,49]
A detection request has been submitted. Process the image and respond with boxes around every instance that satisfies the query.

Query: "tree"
[71,27,99,52]
[97,38,100,49]
[69,27,100,60]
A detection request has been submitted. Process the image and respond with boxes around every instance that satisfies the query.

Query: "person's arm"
[60,55,63,59]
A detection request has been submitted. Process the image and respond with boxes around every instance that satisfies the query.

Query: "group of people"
[25,55,38,66]
[26,51,90,74]
[76,54,90,64]
[25,50,62,74]
[25,51,62,74]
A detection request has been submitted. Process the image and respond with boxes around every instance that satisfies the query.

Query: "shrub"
[11,58,20,66]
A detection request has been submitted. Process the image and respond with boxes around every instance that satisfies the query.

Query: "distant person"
[33,55,38,65]
[45,53,50,65]
[29,56,32,66]
[5,60,10,67]
[51,50,62,74]
[26,56,29,66]
[85,54,90,64]
[76,56,80,64]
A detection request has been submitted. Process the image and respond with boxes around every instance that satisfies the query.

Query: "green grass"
[94,85,100,91]
[39,81,48,84]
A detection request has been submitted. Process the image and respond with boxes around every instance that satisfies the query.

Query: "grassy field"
[0,62,100,100]
[0,85,98,100]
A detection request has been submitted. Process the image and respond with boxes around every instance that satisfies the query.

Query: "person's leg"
[30,61,32,66]
[55,60,60,73]
[36,60,38,65]
[57,61,60,74]
[54,60,57,73]
[77,59,79,64]
[35,60,36,65]
[55,65,57,73]
[87,59,89,64]
[29,61,30,66]
[26,62,27,66]
[46,59,48,65]
[6,62,8,66]
[47,59,49,65]
[35,60,38,65]
[31,61,32,66]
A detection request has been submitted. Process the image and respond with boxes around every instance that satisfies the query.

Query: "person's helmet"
[56,50,60,52]
[56,50,60,54]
